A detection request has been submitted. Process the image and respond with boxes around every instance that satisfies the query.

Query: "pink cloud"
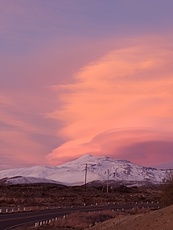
[115,140,173,168]
[46,35,173,167]
[0,36,116,169]
[46,128,173,167]
[0,93,48,168]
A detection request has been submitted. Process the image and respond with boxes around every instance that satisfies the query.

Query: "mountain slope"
[0,176,60,185]
[0,154,167,185]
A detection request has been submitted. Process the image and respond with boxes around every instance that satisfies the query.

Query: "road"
[0,203,161,230]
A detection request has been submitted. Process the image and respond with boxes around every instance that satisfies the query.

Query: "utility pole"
[107,169,110,193]
[84,163,88,192]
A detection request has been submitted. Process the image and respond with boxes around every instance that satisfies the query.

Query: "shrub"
[161,171,173,206]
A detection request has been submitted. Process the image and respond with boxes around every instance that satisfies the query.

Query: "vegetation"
[161,171,173,206]
[0,183,161,208]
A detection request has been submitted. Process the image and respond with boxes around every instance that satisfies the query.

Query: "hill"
[86,205,173,230]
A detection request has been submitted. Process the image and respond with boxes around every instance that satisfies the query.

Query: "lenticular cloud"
[46,36,173,167]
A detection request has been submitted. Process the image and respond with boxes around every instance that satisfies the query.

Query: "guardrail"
[1,201,162,229]
[0,201,161,214]
[0,206,60,214]
[32,203,161,229]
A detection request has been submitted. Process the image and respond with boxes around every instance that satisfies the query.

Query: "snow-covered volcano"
[0,154,167,185]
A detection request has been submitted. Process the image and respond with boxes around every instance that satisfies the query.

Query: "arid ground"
[1,182,170,229]
[0,182,162,208]
[85,205,173,230]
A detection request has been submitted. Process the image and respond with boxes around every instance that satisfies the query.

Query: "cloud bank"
[46,36,173,167]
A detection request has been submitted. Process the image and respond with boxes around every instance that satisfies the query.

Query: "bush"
[116,185,130,193]
[161,171,173,206]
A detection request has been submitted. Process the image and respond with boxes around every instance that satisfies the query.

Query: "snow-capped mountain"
[0,176,60,185]
[0,154,167,185]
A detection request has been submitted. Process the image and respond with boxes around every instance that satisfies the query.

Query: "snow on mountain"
[47,154,166,184]
[0,176,60,185]
[0,165,58,179]
[0,154,167,185]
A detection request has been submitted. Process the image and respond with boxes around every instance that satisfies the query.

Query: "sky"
[0,0,173,170]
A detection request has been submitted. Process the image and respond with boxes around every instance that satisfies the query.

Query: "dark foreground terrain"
[0,182,167,230]
[0,182,162,208]
[85,204,173,230]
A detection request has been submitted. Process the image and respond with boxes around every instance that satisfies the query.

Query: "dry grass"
[13,208,152,230]
[51,210,116,229]
[0,183,165,230]
[85,205,173,230]
[19,210,117,230]
[0,183,162,208]
[161,172,173,206]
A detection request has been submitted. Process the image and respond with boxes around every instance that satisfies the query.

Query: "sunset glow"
[0,1,173,169]
[47,37,173,167]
